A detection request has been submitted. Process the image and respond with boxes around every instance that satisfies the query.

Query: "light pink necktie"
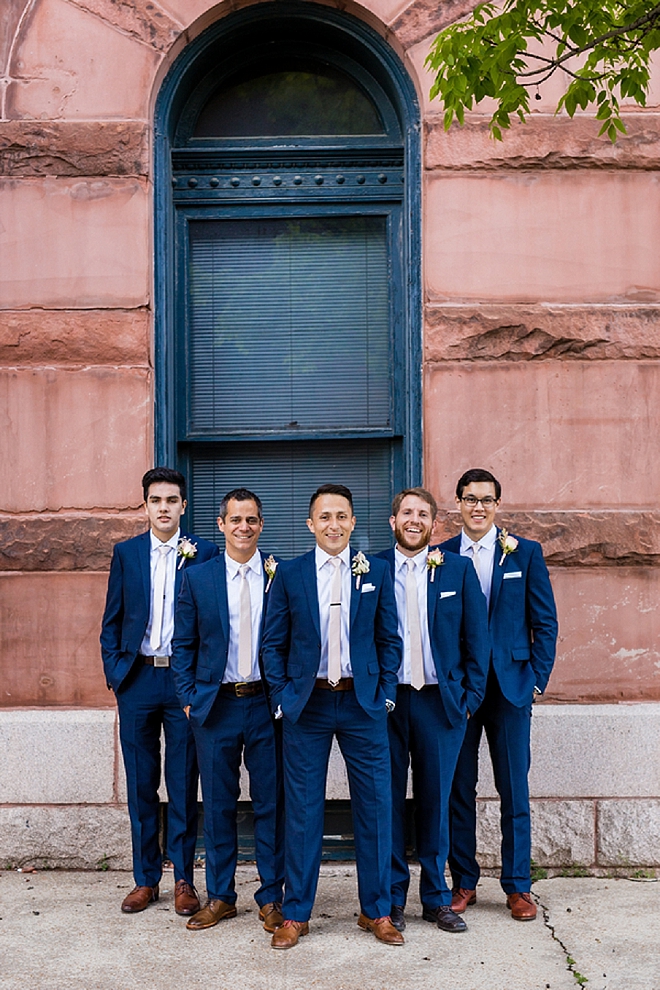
[238,563,252,680]
[328,557,342,687]
[406,558,425,690]
[149,544,171,654]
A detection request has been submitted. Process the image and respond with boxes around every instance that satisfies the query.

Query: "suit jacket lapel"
[212,553,230,643]
[301,550,321,642]
[138,531,151,607]
[349,546,361,629]
[426,546,441,629]
[174,532,187,600]
[489,527,504,618]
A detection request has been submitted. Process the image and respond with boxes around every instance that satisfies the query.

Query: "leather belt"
[315,678,354,692]
[397,683,436,692]
[140,654,170,668]
[221,681,263,698]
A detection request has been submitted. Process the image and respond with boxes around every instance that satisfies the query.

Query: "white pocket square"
[440,590,457,599]
[361,583,376,593]
[503,571,522,580]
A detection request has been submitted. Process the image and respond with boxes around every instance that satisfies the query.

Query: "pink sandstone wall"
[1,0,659,707]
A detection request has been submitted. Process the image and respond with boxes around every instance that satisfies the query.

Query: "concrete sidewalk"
[1,866,658,990]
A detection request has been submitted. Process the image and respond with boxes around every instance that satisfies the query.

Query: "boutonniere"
[176,537,197,569]
[498,529,519,566]
[426,549,445,582]
[264,555,278,592]
[351,551,370,589]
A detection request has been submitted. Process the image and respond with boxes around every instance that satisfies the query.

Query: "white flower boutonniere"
[498,529,519,566]
[426,548,445,582]
[264,555,278,592]
[351,551,370,589]
[176,537,197,570]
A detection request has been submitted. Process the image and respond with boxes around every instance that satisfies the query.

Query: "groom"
[262,484,403,949]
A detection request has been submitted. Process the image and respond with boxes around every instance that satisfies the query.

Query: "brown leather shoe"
[506,892,537,921]
[186,898,237,930]
[174,880,201,916]
[451,887,477,914]
[271,919,309,949]
[121,884,159,913]
[357,913,405,945]
[259,901,284,932]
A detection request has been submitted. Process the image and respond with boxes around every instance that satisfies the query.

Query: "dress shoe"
[259,901,284,932]
[390,904,406,932]
[506,892,537,921]
[186,898,237,930]
[357,914,405,945]
[174,880,201,916]
[270,919,309,949]
[451,887,477,914]
[422,904,468,932]
[121,884,159,913]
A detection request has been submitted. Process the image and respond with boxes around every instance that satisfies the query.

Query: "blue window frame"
[154,3,421,554]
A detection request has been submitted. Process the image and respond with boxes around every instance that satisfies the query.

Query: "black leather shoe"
[422,904,468,932]
[390,904,406,932]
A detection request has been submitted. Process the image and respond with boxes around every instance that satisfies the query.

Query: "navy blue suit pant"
[282,690,392,921]
[449,670,532,893]
[389,687,466,909]
[192,690,284,907]
[116,663,199,887]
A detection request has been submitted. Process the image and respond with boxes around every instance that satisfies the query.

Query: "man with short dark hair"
[262,484,403,949]
[440,469,558,921]
[100,467,219,915]
[378,487,489,934]
[171,488,284,934]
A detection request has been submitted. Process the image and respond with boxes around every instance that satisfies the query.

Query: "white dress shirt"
[460,524,498,606]
[315,544,353,679]
[393,546,437,685]
[223,550,264,683]
[140,528,180,657]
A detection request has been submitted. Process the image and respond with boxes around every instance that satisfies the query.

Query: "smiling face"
[217,498,264,563]
[307,493,356,556]
[390,493,435,556]
[456,481,500,542]
[144,482,187,542]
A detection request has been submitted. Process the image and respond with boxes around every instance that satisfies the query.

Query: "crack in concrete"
[537,894,597,989]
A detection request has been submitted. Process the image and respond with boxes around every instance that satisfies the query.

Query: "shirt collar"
[460,524,498,552]
[150,529,180,552]
[315,544,351,572]
[394,545,428,571]
[225,549,262,579]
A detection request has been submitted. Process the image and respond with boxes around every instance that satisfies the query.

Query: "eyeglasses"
[460,496,499,507]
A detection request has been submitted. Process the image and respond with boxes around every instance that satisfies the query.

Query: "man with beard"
[377,488,489,934]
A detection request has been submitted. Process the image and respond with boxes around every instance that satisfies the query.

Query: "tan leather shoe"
[270,919,309,949]
[174,880,201,916]
[451,887,477,914]
[186,898,237,930]
[121,884,159,913]
[506,892,537,921]
[259,901,284,932]
[357,914,405,945]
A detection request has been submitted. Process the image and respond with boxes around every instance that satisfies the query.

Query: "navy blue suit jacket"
[171,551,275,725]
[439,530,558,707]
[100,530,219,693]
[262,547,402,724]
[377,547,490,725]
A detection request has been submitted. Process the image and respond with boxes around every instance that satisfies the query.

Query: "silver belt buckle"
[153,656,170,668]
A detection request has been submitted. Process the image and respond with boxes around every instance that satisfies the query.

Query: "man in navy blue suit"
[262,484,404,949]
[100,467,219,915]
[378,487,490,935]
[441,469,558,921]
[171,488,284,935]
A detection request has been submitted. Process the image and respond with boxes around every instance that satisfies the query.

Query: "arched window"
[155,4,421,555]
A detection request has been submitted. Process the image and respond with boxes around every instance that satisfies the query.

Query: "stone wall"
[0,0,658,866]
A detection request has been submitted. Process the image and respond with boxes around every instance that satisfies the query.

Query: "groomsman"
[262,484,403,949]
[441,469,558,921]
[171,488,284,933]
[378,488,489,934]
[100,467,219,914]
